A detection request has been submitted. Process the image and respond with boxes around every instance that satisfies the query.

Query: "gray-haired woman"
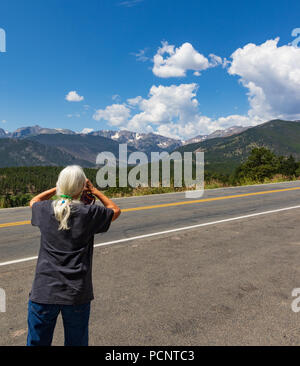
[27,165,121,346]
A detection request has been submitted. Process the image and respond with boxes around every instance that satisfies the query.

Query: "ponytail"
[53,198,72,231]
[52,165,87,230]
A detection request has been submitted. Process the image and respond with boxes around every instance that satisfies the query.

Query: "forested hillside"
[0,138,93,168]
[0,147,299,208]
[27,134,136,164]
[176,120,300,174]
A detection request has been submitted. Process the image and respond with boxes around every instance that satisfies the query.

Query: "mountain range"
[1,120,300,171]
[0,124,251,147]
[0,124,249,168]
[183,125,250,145]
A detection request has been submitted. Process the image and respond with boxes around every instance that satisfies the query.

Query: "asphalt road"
[1,181,300,345]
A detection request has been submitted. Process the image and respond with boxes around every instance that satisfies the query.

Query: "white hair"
[52,165,87,230]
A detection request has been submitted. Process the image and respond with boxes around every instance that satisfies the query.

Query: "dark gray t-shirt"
[29,200,114,305]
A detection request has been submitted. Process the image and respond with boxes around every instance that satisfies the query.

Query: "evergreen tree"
[235,147,280,182]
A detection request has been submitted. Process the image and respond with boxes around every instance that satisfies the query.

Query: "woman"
[27,165,121,346]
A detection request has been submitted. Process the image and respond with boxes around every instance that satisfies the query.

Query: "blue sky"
[0,0,300,140]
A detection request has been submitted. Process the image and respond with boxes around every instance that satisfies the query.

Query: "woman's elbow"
[112,207,121,221]
[29,198,38,208]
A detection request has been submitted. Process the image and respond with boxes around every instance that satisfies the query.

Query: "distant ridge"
[8,125,76,138]
[175,119,300,174]
[0,138,93,168]
[27,133,137,165]
[0,124,253,151]
[183,125,250,145]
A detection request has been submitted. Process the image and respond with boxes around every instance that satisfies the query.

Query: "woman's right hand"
[84,179,96,194]
[85,179,121,221]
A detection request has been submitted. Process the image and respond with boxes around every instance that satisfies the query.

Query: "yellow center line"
[121,187,300,212]
[0,220,31,228]
[1,186,300,228]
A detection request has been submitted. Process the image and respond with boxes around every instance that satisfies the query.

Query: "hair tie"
[60,194,72,200]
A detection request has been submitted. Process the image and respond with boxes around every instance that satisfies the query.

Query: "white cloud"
[65,91,84,102]
[112,94,121,102]
[91,37,300,140]
[118,0,143,7]
[228,37,300,121]
[93,104,131,126]
[81,128,94,134]
[153,41,223,78]
[1,120,6,123]
[93,83,253,140]
[222,57,231,68]
[153,114,255,140]
[131,48,149,62]
[127,96,143,106]
[209,53,224,67]
[127,84,199,132]
[67,113,80,118]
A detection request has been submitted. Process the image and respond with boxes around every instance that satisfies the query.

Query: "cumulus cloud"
[93,83,253,140]
[93,104,131,126]
[91,37,300,140]
[65,91,84,102]
[127,84,199,132]
[152,42,223,78]
[228,37,300,121]
[153,114,256,140]
[127,96,143,106]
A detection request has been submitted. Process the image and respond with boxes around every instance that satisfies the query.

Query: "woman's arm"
[85,179,121,221]
[29,187,56,208]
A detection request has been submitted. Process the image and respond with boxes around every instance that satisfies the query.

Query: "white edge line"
[0,255,38,266]
[1,204,300,267]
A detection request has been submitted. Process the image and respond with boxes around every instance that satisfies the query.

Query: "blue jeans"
[27,299,91,346]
